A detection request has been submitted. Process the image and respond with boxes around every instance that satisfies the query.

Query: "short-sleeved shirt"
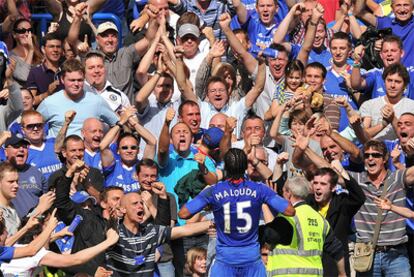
[199,97,249,138]
[0,205,20,236]
[241,10,279,48]
[290,44,332,68]
[26,63,63,95]
[84,144,118,171]
[186,179,289,265]
[27,138,62,180]
[105,223,171,276]
[377,15,414,67]
[359,96,414,141]
[349,170,408,246]
[37,90,118,137]
[103,160,140,193]
[102,44,141,102]
[84,80,131,112]
[0,245,49,274]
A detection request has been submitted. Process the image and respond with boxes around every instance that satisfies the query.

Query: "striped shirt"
[349,170,408,246]
[105,223,171,276]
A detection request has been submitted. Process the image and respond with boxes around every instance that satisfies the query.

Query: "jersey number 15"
[223,200,252,234]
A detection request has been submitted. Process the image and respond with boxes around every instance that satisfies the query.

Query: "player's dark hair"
[224,148,248,180]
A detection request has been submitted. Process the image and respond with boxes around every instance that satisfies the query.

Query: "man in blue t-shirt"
[355,0,414,67]
[20,111,62,181]
[178,148,295,276]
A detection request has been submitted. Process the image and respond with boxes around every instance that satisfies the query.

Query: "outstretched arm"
[54,111,76,154]
[158,107,175,167]
[171,221,210,239]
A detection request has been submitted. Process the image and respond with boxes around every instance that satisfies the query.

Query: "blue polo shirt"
[84,143,118,171]
[324,67,359,131]
[377,15,414,67]
[363,67,414,99]
[158,145,216,225]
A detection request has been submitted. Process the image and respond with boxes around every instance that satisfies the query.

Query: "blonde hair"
[185,247,207,274]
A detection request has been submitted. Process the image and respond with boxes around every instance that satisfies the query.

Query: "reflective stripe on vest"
[267,204,327,276]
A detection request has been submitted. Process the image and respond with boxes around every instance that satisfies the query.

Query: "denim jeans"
[356,244,411,277]
[157,261,175,277]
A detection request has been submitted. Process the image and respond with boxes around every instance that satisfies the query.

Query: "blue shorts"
[209,259,266,277]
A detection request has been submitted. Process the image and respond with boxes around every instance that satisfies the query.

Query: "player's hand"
[381,104,395,123]
[219,13,232,29]
[106,228,120,246]
[353,44,365,62]
[95,266,114,277]
[276,152,289,165]
[225,117,237,134]
[119,106,137,125]
[47,80,60,96]
[36,191,56,215]
[45,209,59,231]
[141,190,154,208]
[391,144,401,163]
[194,152,206,165]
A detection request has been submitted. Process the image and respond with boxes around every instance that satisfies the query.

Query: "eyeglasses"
[14,28,33,34]
[24,123,44,131]
[363,152,383,159]
[208,88,227,94]
[120,145,138,150]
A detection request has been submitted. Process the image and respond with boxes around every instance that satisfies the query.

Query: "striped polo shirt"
[349,170,408,246]
[105,223,171,276]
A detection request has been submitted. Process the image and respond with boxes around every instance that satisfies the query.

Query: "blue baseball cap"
[70,191,96,205]
[202,127,224,150]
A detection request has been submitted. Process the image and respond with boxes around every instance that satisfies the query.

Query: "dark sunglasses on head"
[24,123,44,130]
[14,28,33,34]
[120,145,138,150]
[363,152,383,159]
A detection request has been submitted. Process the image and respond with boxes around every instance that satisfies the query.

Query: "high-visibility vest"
[267,203,329,277]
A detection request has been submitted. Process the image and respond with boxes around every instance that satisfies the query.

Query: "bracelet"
[353,62,361,69]
[154,71,162,76]
[309,21,318,26]
[252,159,260,167]
[115,121,123,128]
[348,13,353,17]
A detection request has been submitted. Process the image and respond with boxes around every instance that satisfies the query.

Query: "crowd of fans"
[0,0,413,276]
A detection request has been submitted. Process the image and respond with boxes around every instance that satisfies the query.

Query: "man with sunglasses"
[347,139,414,276]
[3,133,48,219]
[20,111,62,180]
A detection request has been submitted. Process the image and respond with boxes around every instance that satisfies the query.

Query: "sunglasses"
[120,145,138,150]
[363,152,383,159]
[14,28,33,34]
[24,123,44,130]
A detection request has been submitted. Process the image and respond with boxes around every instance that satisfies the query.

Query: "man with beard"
[4,133,47,219]
[355,0,414,67]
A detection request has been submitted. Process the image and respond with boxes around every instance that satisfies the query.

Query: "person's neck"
[385,94,403,105]
[332,62,347,72]
[317,198,331,209]
[29,139,43,148]
[124,218,139,234]
[196,0,211,13]
[122,160,136,168]
[93,81,105,92]
[64,90,84,101]
[368,168,387,188]
[290,197,304,206]
[178,149,191,158]
[44,59,59,72]
[85,144,98,153]
[0,193,11,208]
[192,272,205,277]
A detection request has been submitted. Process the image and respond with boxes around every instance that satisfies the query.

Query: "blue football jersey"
[27,138,62,180]
[103,160,140,192]
[186,179,288,264]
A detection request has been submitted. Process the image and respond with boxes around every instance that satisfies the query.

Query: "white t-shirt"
[360,96,414,141]
[1,245,49,276]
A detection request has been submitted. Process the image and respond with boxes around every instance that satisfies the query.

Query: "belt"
[375,244,406,252]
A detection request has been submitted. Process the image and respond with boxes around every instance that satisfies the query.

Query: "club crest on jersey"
[215,188,257,200]
[109,94,118,102]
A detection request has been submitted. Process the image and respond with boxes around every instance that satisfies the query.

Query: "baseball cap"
[4,133,30,147]
[202,127,224,150]
[70,191,97,205]
[97,21,119,35]
[178,23,200,38]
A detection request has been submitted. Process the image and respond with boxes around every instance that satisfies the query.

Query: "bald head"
[81,118,104,151]
[121,192,145,224]
[209,113,227,131]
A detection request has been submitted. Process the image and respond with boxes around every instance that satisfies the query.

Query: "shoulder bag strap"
[371,178,390,248]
